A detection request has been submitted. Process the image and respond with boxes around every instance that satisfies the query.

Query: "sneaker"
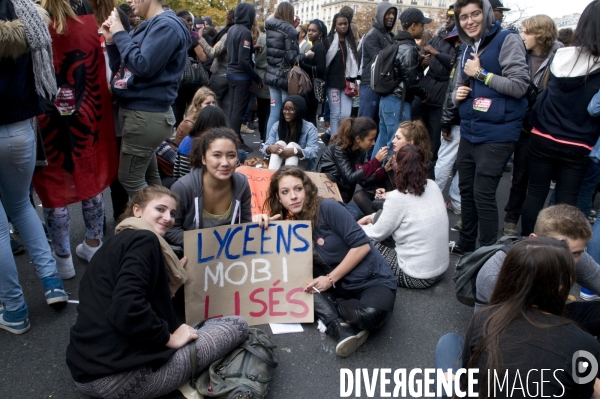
[448,241,469,255]
[588,216,597,225]
[76,240,102,262]
[503,222,518,236]
[591,210,598,217]
[240,143,254,153]
[11,237,24,255]
[0,303,31,334]
[451,219,462,232]
[580,287,600,301]
[240,124,254,134]
[445,199,461,215]
[246,121,257,130]
[329,318,369,357]
[41,275,68,305]
[52,252,75,280]
[550,180,556,190]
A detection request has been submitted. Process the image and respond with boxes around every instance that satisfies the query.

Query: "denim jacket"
[588,89,600,163]
[261,120,319,170]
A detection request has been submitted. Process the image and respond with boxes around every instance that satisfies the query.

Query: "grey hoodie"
[452,0,529,106]
[360,1,398,87]
[165,169,252,246]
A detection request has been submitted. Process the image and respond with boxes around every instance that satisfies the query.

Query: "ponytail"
[332,117,377,149]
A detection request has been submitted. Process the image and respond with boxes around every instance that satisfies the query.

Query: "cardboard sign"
[184,221,314,326]
[236,166,342,216]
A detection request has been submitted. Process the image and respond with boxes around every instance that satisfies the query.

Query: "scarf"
[325,32,358,79]
[115,217,188,285]
[9,0,57,98]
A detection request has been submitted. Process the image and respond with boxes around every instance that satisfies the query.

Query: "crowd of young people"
[2,0,600,397]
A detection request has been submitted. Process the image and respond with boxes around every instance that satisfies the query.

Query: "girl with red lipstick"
[165,128,252,248]
[67,185,248,398]
[253,166,396,357]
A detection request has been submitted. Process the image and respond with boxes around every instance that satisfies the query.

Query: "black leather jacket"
[264,18,299,90]
[391,31,427,103]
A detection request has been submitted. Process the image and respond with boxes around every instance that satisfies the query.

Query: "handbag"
[311,66,325,103]
[339,42,359,98]
[288,63,312,96]
[191,328,278,399]
[179,56,210,89]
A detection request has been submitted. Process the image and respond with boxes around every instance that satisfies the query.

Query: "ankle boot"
[328,318,369,357]
[313,292,340,327]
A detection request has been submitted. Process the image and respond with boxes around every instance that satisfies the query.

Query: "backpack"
[191,328,278,399]
[453,237,519,306]
[371,42,401,95]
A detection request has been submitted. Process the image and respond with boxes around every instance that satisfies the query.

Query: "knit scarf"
[326,32,358,79]
[115,217,188,285]
[10,0,57,98]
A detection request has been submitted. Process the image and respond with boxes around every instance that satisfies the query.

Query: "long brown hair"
[468,237,575,397]
[397,120,432,162]
[262,166,322,227]
[331,117,377,149]
[394,145,427,196]
[274,2,295,25]
[42,0,80,34]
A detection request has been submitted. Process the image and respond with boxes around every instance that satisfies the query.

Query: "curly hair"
[521,15,558,54]
[397,120,432,162]
[262,166,322,227]
[394,144,427,196]
[331,117,377,149]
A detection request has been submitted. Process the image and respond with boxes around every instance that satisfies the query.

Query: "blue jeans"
[375,95,411,155]
[435,333,464,398]
[0,119,58,311]
[358,85,381,120]
[587,220,600,264]
[327,87,353,136]
[266,86,289,139]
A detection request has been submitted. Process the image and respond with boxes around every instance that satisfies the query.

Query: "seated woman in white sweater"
[358,145,449,288]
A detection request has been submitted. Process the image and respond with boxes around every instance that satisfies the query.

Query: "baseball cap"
[400,8,433,27]
[488,0,511,12]
[447,4,455,15]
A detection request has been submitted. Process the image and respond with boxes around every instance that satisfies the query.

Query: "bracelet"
[105,41,115,45]
[326,274,336,288]
[485,72,493,86]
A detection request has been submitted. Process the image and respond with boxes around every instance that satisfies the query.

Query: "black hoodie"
[226,2,262,84]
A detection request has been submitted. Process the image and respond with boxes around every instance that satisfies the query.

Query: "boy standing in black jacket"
[226,2,263,153]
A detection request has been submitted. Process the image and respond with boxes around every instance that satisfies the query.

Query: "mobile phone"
[196,23,204,30]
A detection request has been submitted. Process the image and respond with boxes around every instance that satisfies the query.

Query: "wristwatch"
[475,68,488,83]
[293,147,298,155]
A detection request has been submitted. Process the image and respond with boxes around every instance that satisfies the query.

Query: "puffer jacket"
[317,144,384,203]
[391,31,427,104]
[265,17,299,90]
[360,1,397,87]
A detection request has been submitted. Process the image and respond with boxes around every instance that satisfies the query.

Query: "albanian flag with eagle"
[33,13,117,208]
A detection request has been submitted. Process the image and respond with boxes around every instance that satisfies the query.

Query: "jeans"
[0,119,58,311]
[457,138,515,250]
[521,134,591,236]
[435,125,461,191]
[243,92,256,125]
[449,173,461,210]
[256,97,271,142]
[587,220,600,265]
[375,95,411,155]
[266,86,289,139]
[576,161,600,217]
[327,87,352,136]
[435,333,464,399]
[118,108,175,197]
[228,79,253,143]
[209,73,231,119]
[358,85,381,122]
[503,131,530,224]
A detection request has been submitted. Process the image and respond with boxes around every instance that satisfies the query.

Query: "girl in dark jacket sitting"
[322,13,359,142]
[317,117,388,203]
[253,166,396,357]
[297,19,328,126]
[67,185,248,399]
[265,2,300,137]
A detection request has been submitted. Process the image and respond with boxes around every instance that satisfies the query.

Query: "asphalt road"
[0,128,583,399]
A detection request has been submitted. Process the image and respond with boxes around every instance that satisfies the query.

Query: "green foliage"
[162,0,245,26]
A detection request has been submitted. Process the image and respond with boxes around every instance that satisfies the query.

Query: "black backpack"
[371,42,402,95]
[453,237,519,306]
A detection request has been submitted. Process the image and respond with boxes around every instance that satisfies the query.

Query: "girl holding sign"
[166,128,252,248]
[254,166,397,357]
[67,185,248,398]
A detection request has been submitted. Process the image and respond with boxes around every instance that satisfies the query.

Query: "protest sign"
[236,166,342,216]
[184,221,314,326]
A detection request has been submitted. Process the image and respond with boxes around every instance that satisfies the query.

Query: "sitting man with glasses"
[261,95,319,171]
[449,0,529,255]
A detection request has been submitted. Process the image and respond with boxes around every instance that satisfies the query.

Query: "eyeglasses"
[459,9,482,22]
[282,108,296,113]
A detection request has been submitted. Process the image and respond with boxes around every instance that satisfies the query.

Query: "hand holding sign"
[252,213,281,229]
